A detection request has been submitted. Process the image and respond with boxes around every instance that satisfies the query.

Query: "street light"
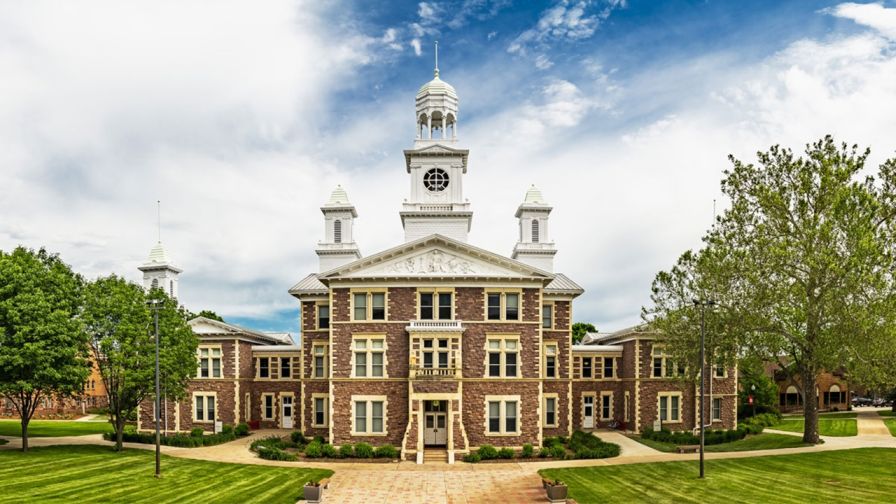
[751,384,757,418]
[148,298,162,479]
[693,299,715,479]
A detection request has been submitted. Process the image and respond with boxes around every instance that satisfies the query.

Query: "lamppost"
[751,384,757,418]
[693,299,715,479]
[148,298,162,478]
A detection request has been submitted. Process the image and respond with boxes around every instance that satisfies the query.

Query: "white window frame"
[351,290,388,321]
[486,335,520,378]
[485,290,522,321]
[712,397,722,421]
[257,356,271,379]
[600,391,614,421]
[312,343,328,379]
[541,303,553,329]
[262,393,275,421]
[658,392,682,423]
[312,394,328,428]
[418,289,454,320]
[602,356,615,379]
[351,395,387,436]
[544,342,558,378]
[279,356,292,379]
[581,356,593,378]
[197,345,222,379]
[485,395,521,436]
[316,303,330,330]
[544,394,559,427]
[352,335,387,378]
[193,392,217,423]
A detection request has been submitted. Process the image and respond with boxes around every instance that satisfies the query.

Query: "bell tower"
[512,185,557,272]
[138,201,182,298]
[317,185,362,271]
[401,42,472,243]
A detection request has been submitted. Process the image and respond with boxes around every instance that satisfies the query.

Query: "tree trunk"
[115,414,124,452]
[20,417,29,453]
[801,369,820,444]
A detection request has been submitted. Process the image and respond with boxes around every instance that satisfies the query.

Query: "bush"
[549,445,567,459]
[221,424,233,435]
[234,423,250,437]
[521,444,534,458]
[538,447,551,458]
[642,426,751,446]
[255,445,297,461]
[478,444,498,460]
[304,441,322,458]
[375,444,399,459]
[354,442,374,458]
[321,443,339,458]
[291,431,307,445]
[339,444,354,458]
[497,448,515,459]
[313,435,326,445]
[107,429,236,448]
[190,427,205,438]
[464,453,481,463]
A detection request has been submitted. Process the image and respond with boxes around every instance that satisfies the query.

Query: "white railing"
[412,367,459,379]
[406,320,464,332]
[417,204,454,212]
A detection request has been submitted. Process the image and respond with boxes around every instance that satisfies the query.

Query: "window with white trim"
[194,394,216,422]
[544,396,558,427]
[603,357,614,378]
[312,344,327,378]
[486,292,520,321]
[258,357,270,379]
[487,337,519,378]
[197,347,221,378]
[487,398,520,435]
[353,337,385,378]
[313,396,328,427]
[712,397,722,421]
[280,357,292,379]
[317,304,330,329]
[354,399,385,434]
[353,291,386,321]
[544,343,558,378]
[422,338,450,369]
[652,348,683,378]
[542,304,553,329]
[262,394,274,420]
[658,393,681,422]
[601,392,613,420]
[714,365,726,378]
[419,291,453,320]
[582,356,593,378]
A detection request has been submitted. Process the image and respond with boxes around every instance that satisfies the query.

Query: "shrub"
[304,441,322,458]
[521,444,534,458]
[354,442,374,459]
[478,444,498,460]
[375,444,399,459]
[107,429,236,448]
[190,427,205,438]
[497,448,515,459]
[339,444,354,458]
[256,445,297,461]
[291,431,307,445]
[234,423,250,437]
[221,424,234,435]
[538,447,551,458]
[321,443,339,458]
[464,452,481,463]
[314,435,326,445]
[549,444,567,459]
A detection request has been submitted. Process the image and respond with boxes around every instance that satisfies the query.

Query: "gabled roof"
[317,234,555,283]
[590,323,655,344]
[544,273,584,295]
[404,144,469,173]
[288,273,328,297]
[188,317,292,345]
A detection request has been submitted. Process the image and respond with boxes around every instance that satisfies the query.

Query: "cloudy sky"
[2,1,895,336]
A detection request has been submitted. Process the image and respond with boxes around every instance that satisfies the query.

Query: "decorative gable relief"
[347,247,528,278]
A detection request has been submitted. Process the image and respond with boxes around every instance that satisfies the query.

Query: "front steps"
[423,448,449,464]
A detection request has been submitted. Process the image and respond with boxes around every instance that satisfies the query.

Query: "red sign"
[748,395,754,405]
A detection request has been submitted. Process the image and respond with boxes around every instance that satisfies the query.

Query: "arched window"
[334,220,342,244]
[531,219,540,243]
[151,278,159,290]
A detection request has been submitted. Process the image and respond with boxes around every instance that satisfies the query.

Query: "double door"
[424,412,447,446]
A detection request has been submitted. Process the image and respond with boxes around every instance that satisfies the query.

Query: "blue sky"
[1,1,895,340]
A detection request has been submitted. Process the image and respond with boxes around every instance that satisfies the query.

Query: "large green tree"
[646,137,896,444]
[82,275,197,451]
[0,247,91,451]
[572,322,597,344]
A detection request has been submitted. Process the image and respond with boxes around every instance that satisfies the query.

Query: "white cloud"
[418,2,441,23]
[411,38,423,56]
[534,54,555,69]
[827,2,896,40]
[508,0,624,55]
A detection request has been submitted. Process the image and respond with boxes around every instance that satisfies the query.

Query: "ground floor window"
[313,395,328,427]
[262,394,275,420]
[712,397,722,421]
[658,393,681,423]
[486,396,520,435]
[601,392,613,420]
[353,396,386,435]
[194,393,216,423]
[544,396,558,427]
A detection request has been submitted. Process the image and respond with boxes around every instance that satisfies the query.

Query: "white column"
[427,116,432,139]
[453,120,458,139]
[441,116,446,139]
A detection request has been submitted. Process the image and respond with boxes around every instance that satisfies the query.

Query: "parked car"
[851,396,873,407]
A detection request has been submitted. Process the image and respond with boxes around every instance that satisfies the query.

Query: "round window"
[423,168,449,192]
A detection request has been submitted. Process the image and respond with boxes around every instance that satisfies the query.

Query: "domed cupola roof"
[524,184,546,204]
[417,71,457,100]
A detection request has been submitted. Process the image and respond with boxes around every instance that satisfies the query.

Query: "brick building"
[764,361,851,413]
[137,64,736,464]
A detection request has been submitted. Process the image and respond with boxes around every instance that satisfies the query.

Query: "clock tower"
[401,44,472,243]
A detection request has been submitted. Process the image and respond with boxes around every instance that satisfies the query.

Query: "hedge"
[104,428,243,448]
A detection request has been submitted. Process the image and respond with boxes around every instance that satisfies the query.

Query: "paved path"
[3,419,895,503]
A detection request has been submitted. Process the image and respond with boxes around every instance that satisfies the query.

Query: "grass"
[629,433,810,453]
[0,445,333,503]
[540,448,896,503]
[877,410,895,417]
[773,418,857,436]
[0,420,114,437]
[884,419,896,437]
[817,411,858,418]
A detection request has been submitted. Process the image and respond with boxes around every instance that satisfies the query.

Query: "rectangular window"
[545,344,557,378]
[194,394,217,422]
[487,293,501,320]
[542,305,553,329]
[712,398,722,421]
[486,338,519,378]
[582,357,592,378]
[601,393,612,420]
[371,293,386,320]
[313,397,327,427]
[438,292,452,320]
[603,357,614,378]
[317,305,330,329]
[486,398,520,435]
[419,291,453,320]
[653,357,663,378]
[420,293,434,320]
[198,347,222,378]
[355,401,366,433]
[263,395,274,420]
[280,357,291,379]
[505,293,519,320]
[353,337,386,378]
[353,293,367,320]
[353,398,385,434]
[354,292,387,321]
[545,397,557,426]
[259,357,270,379]
[714,365,726,378]
[313,345,327,378]
[438,339,449,368]
[659,394,681,422]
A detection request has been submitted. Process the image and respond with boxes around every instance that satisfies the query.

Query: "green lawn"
[773,418,857,436]
[884,419,896,437]
[818,411,858,418]
[540,448,896,503]
[878,410,895,417]
[0,445,332,504]
[0,420,114,437]
[629,433,810,453]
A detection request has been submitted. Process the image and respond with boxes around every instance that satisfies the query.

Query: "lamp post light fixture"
[752,384,757,418]
[693,299,715,479]
[147,298,163,479]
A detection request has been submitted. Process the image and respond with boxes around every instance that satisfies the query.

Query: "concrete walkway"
[3,419,895,503]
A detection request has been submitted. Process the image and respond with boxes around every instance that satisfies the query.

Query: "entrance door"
[282,396,294,429]
[583,396,594,429]
[424,412,447,446]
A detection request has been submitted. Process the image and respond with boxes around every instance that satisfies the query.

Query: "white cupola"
[316,185,362,271]
[415,41,458,146]
[512,185,557,272]
[138,241,182,299]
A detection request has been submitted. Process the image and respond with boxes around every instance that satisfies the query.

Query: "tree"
[195,310,224,322]
[646,137,896,444]
[82,275,197,451]
[571,322,597,344]
[0,247,91,451]
[737,356,780,418]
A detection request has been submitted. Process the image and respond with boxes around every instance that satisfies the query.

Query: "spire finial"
[157,200,161,243]
[434,40,439,78]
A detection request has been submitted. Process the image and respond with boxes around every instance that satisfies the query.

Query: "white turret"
[415,41,458,146]
[138,241,182,298]
[316,185,362,271]
[512,185,557,272]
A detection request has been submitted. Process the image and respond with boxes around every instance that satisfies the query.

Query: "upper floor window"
[652,348,683,378]
[280,357,292,379]
[544,343,558,378]
[582,356,593,378]
[714,365,726,378]
[353,337,385,378]
[422,339,450,369]
[334,220,342,243]
[542,304,553,329]
[486,292,520,321]
[313,344,327,378]
[317,305,330,329]
[487,337,519,378]
[420,291,453,320]
[353,292,386,321]
[532,219,540,243]
[198,347,222,378]
[603,357,614,379]
[258,357,270,379]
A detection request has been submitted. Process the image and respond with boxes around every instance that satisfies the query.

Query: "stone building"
[137,62,737,463]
